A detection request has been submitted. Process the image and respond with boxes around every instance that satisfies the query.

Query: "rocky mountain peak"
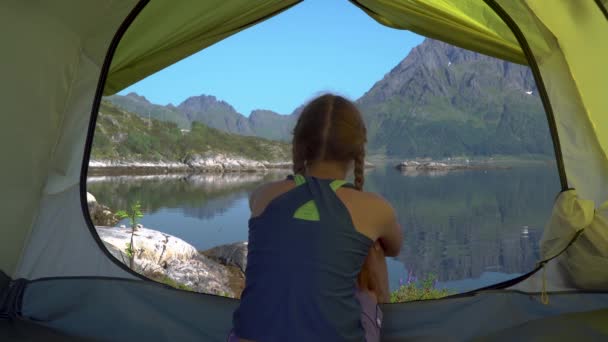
[177,95,237,114]
[124,92,151,104]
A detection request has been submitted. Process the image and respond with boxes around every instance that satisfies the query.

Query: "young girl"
[230,94,403,342]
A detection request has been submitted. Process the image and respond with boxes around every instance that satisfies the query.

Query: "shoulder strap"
[289,175,355,221]
[287,174,307,186]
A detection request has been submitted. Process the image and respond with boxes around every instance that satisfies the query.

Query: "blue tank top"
[233,175,373,342]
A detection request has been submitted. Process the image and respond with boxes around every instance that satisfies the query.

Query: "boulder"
[87,192,119,226]
[164,254,234,296]
[202,241,248,272]
[96,226,197,265]
[96,226,238,297]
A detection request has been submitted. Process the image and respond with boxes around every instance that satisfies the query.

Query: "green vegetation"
[115,201,144,229]
[357,40,552,158]
[390,274,451,303]
[115,201,144,269]
[106,93,191,129]
[92,100,290,162]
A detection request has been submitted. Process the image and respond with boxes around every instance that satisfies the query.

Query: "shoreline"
[88,158,292,175]
[394,156,555,173]
[88,159,376,176]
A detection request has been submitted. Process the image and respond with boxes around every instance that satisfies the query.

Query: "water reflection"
[365,166,558,286]
[88,172,288,220]
[87,165,559,292]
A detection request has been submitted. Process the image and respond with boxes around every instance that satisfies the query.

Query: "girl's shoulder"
[249,179,296,216]
[337,187,391,206]
[336,188,396,219]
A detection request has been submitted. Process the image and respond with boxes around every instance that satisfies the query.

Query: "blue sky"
[119,0,424,115]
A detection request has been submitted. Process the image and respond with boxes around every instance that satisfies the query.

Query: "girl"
[230,94,403,342]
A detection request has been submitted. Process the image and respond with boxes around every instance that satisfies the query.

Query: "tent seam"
[520,1,608,195]
[79,0,152,282]
[482,0,569,191]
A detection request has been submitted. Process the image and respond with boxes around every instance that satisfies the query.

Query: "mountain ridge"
[107,38,552,158]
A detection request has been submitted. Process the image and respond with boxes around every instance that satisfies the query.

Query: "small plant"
[390,273,451,303]
[115,201,143,230]
[116,201,144,269]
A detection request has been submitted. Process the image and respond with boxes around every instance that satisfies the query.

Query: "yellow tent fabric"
[350,0,527,64]
[104,0,300,95]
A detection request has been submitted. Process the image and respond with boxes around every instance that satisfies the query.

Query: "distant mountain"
[249,109,297,141]
[106,93,190,129]
[176,95,254,135]
[357,38,551,157]
[107,38,552,158]
[106,94,296,141]
[92,100,290,162]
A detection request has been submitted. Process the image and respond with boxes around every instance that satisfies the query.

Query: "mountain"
[107,38,553,158]
[92,100,290,162]
[176,95,254,135]
[249,109,297,141]
[357,39,551,157]
[106,93,190,129]
[106,94,296,141]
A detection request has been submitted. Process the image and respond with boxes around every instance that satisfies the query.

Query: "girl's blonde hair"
[292,94,367,190]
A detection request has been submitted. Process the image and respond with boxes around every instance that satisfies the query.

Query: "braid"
[354,150,365,191]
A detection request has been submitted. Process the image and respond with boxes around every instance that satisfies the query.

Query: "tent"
[1,0,607,340]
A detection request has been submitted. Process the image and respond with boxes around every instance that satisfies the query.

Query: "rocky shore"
[96,225,248,298]
[89,153,291,174]
[88,192,247,297]
[89,153,375,175]
[396,160,511,173]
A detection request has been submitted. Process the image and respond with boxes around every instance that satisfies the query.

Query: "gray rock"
[87,192,119,226]
[165,254,234,296]
[96,225,238,297]
[202,241,248,273]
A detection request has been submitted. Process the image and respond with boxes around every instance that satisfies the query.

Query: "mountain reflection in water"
[87,165,559,293]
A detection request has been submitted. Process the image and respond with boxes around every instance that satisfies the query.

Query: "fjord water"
[87,164,559,293]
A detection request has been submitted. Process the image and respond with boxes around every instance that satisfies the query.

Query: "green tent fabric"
[1,0,608,341]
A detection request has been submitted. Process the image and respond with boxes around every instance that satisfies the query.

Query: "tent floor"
[0,318,94,342]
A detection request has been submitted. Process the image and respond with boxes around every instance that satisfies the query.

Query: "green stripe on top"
[293,200,320,221]
[294,174,306,186]
[293,176,348,221]
[330,180,347,192]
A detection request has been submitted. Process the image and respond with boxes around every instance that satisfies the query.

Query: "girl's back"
[231,94,402,342]
[233,175,373,341]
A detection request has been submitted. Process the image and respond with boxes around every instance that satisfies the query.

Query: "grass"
[390,274,452,303]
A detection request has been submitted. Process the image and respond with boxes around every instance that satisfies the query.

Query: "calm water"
[87,164,559,293]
